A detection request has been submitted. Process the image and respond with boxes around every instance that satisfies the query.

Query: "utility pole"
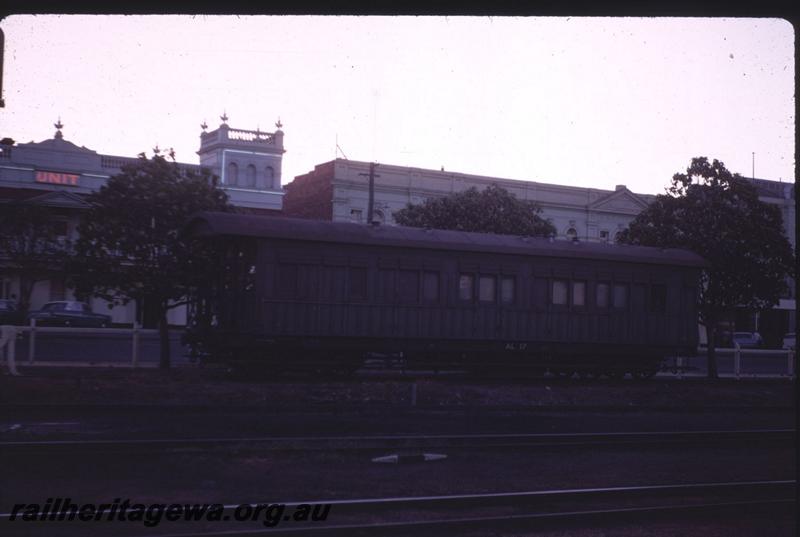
[358,162,380,224]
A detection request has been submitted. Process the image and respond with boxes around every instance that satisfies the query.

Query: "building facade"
[0,118,285,325]
[735,177,796,344]
[198,116,286,210]
[284,159,657,243]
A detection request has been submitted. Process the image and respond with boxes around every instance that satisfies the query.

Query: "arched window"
[566,228,578,241]
[245,164,256,188]
[265,166,275,189]
[226,162,239,185]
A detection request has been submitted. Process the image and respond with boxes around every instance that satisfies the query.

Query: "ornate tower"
[197,114,285,211]
[197,114,285,191]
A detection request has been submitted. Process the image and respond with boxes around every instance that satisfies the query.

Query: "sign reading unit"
[35,170,80,186]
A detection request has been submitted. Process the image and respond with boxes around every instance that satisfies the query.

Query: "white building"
[0,118,285,326]
[284,159,656,243]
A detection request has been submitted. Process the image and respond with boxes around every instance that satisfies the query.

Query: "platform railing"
[670,345,795,379]
[0,319,161,369]
[723,343,796,379]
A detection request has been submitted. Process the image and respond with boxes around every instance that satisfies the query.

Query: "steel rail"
[123,499,796,537]
[0,428,793,453]
[229,479,797,510]
[2,481,793,535]
[0,402,794,415]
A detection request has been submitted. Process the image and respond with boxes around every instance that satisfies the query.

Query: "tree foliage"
[393,184,556,237]
[0,202,73,316]
[72,154,233,368]
[617,157,794,377]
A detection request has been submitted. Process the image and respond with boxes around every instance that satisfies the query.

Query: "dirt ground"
[1,368,794,537]
[0,366,794,408]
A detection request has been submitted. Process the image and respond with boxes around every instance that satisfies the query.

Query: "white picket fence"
[671,344,795,379]
[0,320,163,374]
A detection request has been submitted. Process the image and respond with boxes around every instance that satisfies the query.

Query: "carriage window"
[398,270,419,304]
[596,283,610,308]
[459,274,474,301]
[613,283,628,309]
[552,280,568,305]
[349,267,367,300]
[501,276,515,305]
[650,284,667,313]
[422,272,439,302]
[479,275,496,303]
[572,281,586,306]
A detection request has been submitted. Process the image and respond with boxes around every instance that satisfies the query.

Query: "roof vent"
[615,184,626,191]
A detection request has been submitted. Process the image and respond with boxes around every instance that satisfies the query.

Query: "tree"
[617,157,794,378]
[0,202,73,317]
[72,153,233,369]
[393,184,556,237]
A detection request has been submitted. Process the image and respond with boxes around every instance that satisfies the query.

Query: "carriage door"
[498,275,516,339]
[478,274,516,339]
[477,274,500,339]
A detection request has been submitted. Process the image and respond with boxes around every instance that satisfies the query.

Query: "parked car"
[0,299,23,325]
[783,332,796,350]
[27,301,111,328]
[732,331,764,349]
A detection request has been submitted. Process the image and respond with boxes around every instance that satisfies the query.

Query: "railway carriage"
[183,212,706,378]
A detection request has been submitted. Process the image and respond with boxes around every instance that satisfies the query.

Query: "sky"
[0,15,794,194]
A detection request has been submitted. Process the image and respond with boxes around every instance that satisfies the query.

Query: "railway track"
[0,428,793,454]
[0,401,794,416]
[2,480,793,536]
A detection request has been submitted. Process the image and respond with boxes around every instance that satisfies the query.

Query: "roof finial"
[201,120,208,131]
[153,144,161,155]
[54,117,64,139]
[275,117,283,130]
[220,111,229,124]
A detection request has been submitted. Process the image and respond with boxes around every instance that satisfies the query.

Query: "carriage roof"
[185,212,707,268]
